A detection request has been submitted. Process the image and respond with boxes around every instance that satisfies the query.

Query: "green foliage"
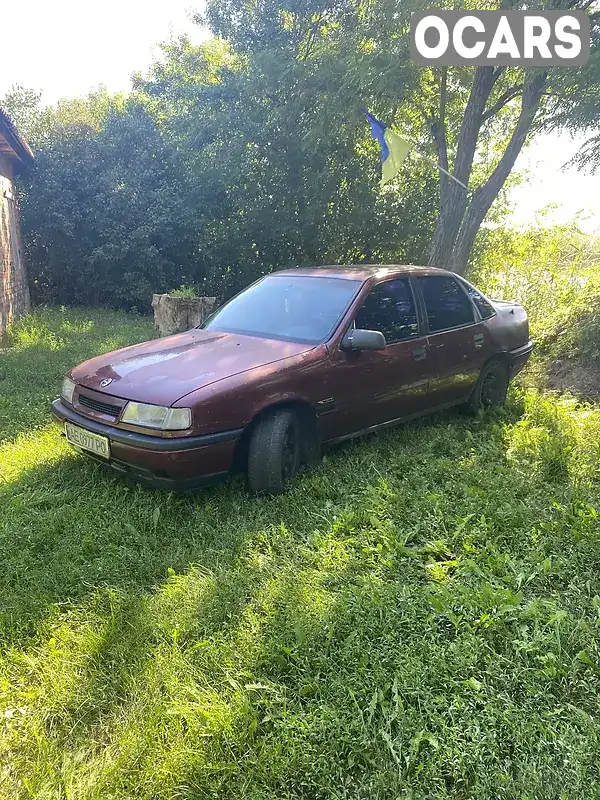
[10,96,206,312]
[1,309,600,797]
[471,223,600,343]
[168,285,199,299]
[548,38,600,173]
[4,22,439,312]
[470,222,600,398]
[203,0,600,273]
[543,276,600,366]
[5,0,599,301]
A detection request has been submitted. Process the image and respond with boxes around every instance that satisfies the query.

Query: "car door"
[415,274,493,408]
[323,276,430,441]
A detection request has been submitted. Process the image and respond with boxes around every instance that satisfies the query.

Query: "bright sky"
[0,0,208,102]
[1,0,599,234]
[508,131,600,234]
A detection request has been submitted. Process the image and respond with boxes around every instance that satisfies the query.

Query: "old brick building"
[0,108,34,338]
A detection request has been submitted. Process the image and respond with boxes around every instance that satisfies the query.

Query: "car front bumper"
[51,399,243,491]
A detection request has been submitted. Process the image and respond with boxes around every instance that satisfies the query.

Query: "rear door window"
[418,276,475,333]
[354,278,420,343]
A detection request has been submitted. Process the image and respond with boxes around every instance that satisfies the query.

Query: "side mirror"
[341,328,386,351]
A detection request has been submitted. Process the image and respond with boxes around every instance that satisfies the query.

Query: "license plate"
[65,423,111,459]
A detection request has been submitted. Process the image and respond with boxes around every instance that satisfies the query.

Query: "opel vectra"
[52,266,534,494]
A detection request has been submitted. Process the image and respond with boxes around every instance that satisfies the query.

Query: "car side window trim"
[456,276,497,322]
[423,319,481,335]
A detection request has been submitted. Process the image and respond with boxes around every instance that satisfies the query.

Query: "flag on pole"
[361,107,412,186]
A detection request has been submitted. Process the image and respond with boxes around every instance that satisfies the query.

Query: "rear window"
[462,281,496,320]
[203,275,362,344]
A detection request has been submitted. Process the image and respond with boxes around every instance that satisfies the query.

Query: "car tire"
[467,359,509,412]
[247,409,301,495]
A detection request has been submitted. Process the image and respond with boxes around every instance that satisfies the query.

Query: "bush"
[471,223,600,397]
[470,223,600,342]
[543,277,600,365]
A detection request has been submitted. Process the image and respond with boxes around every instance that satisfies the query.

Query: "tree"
[4,88,208,310]
[202,0,599,274]
[546,30,600,173]
[3,31,438,310]
[7,0,597,309]
[136,30,438,297]
[426,43,600,273]
[427,64,549,273]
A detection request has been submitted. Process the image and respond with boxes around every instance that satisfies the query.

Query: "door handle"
[474,333,484,348]
[412,346,427,362]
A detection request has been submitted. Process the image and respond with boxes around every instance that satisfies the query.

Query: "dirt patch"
[544,358,600,401]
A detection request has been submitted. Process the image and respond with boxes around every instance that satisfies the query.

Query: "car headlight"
[121,402,192,431]
[61,377,76,405]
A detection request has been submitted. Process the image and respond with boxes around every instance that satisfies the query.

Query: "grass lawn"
[1,307,600,799]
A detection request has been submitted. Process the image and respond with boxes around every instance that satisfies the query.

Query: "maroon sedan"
[52,266,534,494]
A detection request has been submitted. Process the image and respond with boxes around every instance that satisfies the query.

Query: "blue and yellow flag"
[361,108,412,186]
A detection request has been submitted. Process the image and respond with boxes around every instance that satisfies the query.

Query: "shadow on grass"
[0,451,253,646]
[0,401,527,649]
[3,395,600,796]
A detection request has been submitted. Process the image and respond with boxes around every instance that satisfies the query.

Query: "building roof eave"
[0,107,34,166]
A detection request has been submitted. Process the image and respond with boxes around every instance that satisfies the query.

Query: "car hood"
[71,329,315,406]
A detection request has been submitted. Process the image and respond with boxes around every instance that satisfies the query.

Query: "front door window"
[354,278,419,342]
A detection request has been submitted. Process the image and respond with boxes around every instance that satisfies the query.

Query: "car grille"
[79,393,122,418]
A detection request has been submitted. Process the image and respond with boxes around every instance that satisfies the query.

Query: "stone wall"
[0,154,30,338]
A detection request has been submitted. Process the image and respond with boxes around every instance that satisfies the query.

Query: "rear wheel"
[247,409,301,495]
[468,359,509,412]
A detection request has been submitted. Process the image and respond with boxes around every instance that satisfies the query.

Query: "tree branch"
[453,66,503,186]
[477,72,548,210]
[301,14,323,61]
[481,84,524,122]
[419,107,433,126]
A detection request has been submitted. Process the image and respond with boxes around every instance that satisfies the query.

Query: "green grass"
[1,308,600,799]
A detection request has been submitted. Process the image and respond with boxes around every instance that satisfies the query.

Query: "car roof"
[270,264,453,281]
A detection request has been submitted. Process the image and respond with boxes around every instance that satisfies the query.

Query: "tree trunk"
[429,67,501,268]
[450,72,548,274]
[428,66,547,275]
[152,294,217,337]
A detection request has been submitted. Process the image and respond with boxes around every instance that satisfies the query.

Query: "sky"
[1,0,598,234]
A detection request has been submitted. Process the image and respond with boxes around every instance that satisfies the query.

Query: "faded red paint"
[52,265,534,489]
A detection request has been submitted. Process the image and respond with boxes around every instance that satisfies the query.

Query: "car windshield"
[202,275,362,344]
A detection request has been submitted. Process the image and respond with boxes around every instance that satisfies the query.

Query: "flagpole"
[412,151,469,192]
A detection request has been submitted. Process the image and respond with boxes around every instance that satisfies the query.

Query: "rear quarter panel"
[486,301,530,352]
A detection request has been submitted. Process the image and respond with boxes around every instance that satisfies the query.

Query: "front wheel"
[247,409,301,495]
[467,360,509,412]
